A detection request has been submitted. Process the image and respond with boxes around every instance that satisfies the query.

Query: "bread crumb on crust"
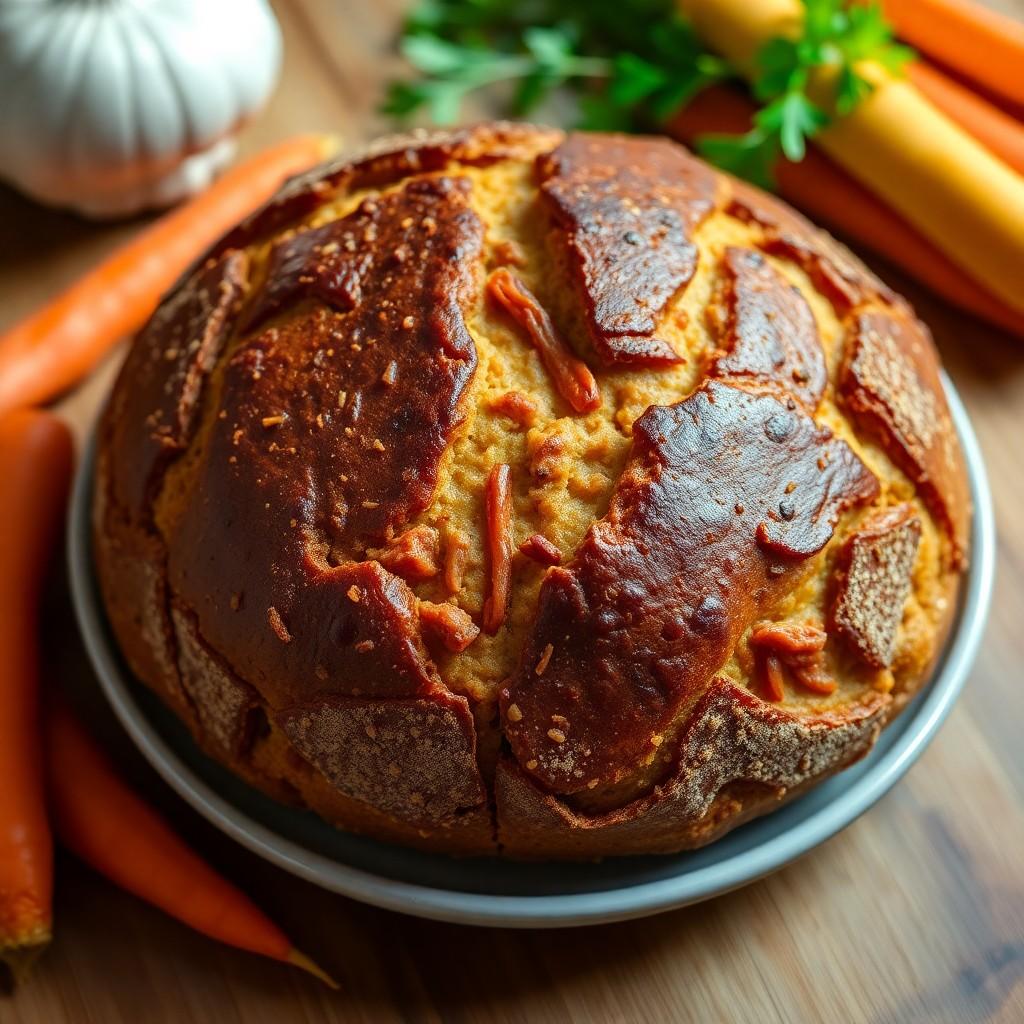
[94,123,968,859]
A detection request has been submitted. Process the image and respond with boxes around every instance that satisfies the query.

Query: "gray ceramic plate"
[69,375,994,928]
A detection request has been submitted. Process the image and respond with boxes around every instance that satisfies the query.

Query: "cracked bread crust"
[94,123,968,859]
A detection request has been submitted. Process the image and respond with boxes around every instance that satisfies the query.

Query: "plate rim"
[68,373,995,928]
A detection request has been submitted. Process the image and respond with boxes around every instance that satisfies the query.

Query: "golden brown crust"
[726,177,897,316]
[706,246,826,410]
[500,381,878,794]
[496,678,887,858]
[95,123,969,859]
[536,133,719,365]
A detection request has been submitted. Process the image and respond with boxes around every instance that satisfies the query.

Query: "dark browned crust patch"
[726,178,893,316]
[706,246,826,410]
[839,307,969,567]
[165,174,485,709]
[106,251,249,522]
[501,381,879,793]
[536,133,718,366]
[213,122,565,258]
[278,693,486,827]
[496,678,888,857]
[831,503,923,668]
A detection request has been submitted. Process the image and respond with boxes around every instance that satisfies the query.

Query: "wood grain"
[0,1,1021,1020]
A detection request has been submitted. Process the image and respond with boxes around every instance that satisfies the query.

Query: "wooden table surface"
[1,1,1022,1021]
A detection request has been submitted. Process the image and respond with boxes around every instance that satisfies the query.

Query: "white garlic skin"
[0,0,282,218]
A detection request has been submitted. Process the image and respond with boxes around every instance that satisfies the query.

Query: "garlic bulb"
[0,0,282,218]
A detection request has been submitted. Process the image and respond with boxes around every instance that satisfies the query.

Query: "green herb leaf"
[401,34,473,76]
[700,0,912,183]
[522,26,574,69]
[698,130,779,190]
[383,0,911,190]
[608,54,668,106]
[835,63,872,114]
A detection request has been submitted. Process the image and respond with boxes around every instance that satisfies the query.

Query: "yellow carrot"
[670,86,1024,337]
[907,62,1024,176]
[678,0,1024,315]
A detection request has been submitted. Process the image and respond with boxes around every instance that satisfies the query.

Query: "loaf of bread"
[94,123,969,858]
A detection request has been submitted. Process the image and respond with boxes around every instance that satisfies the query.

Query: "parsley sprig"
[383,0,912,187]
[699,0,913,184]
[382,1,730,131]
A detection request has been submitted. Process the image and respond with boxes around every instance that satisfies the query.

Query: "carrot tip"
[0,934,50,985]
[287,947,339,989]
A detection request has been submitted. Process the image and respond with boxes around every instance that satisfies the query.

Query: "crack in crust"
[726,178,895,316]
[831,503,923,669]
[107,251,249,522]
[537,133,719,365]
[496,678,888,857]
[211,122,566,259]
[164,176,484,700]
[706,246,826,411]
[839,307,969,567]
[501,381,879,794]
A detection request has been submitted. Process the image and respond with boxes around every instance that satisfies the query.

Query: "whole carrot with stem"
[45,696,337,989]
[0,134,336,417]
[0,410,73,977]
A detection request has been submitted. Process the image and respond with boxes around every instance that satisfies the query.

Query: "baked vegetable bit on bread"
[95,124,968,859]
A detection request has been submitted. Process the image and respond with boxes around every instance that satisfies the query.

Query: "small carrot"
[906,62,1024,175]
[669,85,1024,338]
[0,410,72,976]
[45,696,336,988]
[0,134,337,417]
[881,0,1024,108]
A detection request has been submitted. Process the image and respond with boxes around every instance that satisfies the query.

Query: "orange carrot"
[881,0,1024,107]
[482,464,514,635]
[0,135,336,417]
[760,654,786,703]
[0,410,72,975]
[669,86,1024,338]
[907,62,1024,175]
[45,696,336,988]
[486,268,601,414]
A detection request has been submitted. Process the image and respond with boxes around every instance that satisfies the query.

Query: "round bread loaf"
[94,123,969,858]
